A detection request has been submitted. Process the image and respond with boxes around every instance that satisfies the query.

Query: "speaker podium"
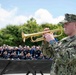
[0,59,52,75]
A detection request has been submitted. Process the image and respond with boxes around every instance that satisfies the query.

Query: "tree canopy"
[0,18,66,46]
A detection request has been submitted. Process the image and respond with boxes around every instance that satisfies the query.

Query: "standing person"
[42,13,76,75]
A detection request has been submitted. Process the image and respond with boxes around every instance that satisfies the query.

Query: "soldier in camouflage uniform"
[42,13,76,75]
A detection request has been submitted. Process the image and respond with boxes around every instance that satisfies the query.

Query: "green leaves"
[0,18,65,46]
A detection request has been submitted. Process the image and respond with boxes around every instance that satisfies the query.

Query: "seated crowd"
[0,44,49,60]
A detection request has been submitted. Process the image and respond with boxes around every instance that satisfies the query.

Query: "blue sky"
[0,0,76,29]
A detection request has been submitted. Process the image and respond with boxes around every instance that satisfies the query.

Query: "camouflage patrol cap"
[62,13,76,24]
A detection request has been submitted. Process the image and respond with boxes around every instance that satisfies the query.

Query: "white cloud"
[9,16,28,25]
[0,6,64,29]
[34,9,64,24]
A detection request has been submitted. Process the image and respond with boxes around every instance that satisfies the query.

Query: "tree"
[0,18,67,46]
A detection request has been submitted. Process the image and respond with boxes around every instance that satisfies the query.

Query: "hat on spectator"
[62,13,76,24]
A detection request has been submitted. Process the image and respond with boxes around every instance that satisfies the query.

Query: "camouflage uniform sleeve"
[41,39,61,59]
[41,41,56,58]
